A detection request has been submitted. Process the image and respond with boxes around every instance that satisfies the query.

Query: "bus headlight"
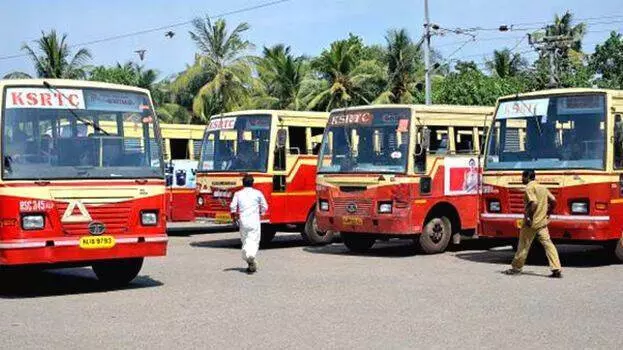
[570,201,589,214]
[197,196,205,207]
[378,202,393,214]
[22,215,44,230]
[488,200,501,213]
[141,211,158,226]
[319,200,330,211]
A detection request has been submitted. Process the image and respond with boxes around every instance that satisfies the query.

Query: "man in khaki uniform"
[505,169,562,278]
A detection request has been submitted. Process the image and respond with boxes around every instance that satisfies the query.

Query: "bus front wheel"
[614,238,623,262]
[418,217,452,254]
[342,233,375,253]
[92,258,143,287]
[301,211,334,245]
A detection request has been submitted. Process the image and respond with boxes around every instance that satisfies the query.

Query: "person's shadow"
[222,267,250,274]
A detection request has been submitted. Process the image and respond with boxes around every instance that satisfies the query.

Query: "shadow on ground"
[455,244,620,268]
[0,268,162,299]
[304,238,505,258]
[190,233,307,250]
[167,224,237,237]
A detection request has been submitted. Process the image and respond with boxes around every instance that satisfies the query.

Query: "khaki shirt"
[524,181,555,230]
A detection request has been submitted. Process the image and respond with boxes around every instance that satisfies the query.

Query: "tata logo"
[61,200,92,223]
[88,221,106,236]
[346,203,358,214]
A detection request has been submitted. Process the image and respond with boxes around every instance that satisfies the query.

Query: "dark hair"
[242,173,254,187]
[522,169,536,181]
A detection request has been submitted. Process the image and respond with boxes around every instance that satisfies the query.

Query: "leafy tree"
[172,15,253,120]
[90,62,158,90]
[254,44,308,110]
[486,49,527,78]
[308,34,384,111]
[590,31,623,88]
[374,29,423,104]
[4,30,91,79]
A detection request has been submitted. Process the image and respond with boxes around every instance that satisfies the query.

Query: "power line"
[0,0,293,61]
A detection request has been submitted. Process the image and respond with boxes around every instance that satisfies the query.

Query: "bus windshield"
[485,93,606,170]
[2,87,163,180]
[199,115,271,172]
[318,108,410,174]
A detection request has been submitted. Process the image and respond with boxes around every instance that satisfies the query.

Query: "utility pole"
[423,0,432,105]
[529,33,574,88]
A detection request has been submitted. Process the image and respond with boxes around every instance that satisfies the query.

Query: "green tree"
[90,62,159,90]
[486,49,527,78]
[171,15,253,120]
[3,30,91,79]
[308,34,384,111]
[254,44,308,110]
[374,29,423,104]
[590,31,623,88]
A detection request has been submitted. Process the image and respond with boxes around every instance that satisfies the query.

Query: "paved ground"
[1,230,621,349]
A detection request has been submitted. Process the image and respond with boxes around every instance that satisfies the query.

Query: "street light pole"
[423,0,432,105]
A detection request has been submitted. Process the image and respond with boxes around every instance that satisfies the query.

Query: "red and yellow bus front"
[195,113,273,225]
[480,90,623,258]
[0,80,167,281]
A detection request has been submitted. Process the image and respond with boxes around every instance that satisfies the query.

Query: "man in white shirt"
[230,174,268,274]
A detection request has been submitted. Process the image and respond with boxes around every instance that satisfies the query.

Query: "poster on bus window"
[444,156,481,196]
[166,160,198,189]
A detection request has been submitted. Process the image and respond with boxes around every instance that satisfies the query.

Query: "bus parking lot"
[1,228,621,349]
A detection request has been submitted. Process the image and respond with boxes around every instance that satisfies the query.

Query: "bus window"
[615,114,623,168]
[274,128,287,171]
[288,126,307,155]
[170,138,189,159]
[428,127,449,154]
[454,127,475,154]
[311,127,324,155]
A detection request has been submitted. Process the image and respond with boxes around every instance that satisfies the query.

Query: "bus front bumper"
[0,235,168,266]
[479,213,616,241]
[316,210,418,236]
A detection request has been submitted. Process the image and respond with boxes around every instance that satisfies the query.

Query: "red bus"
[194,110,331,244]
[480,88,623,261]
[316,105,492,253]
[0,79,167,285]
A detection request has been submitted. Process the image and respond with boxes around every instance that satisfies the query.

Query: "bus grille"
[333,198,373,216]
[508,188,560,214]
[56,203,132,235]
[206,198,231,212]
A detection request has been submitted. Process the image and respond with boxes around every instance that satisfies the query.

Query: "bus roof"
[497,87,623,101]
[210,109,329,119]
[330,104,493,115]
[0,78,151,95]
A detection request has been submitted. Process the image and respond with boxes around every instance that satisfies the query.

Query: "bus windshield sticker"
[397,118,409,132]
[246,118,270,130]
[557,95,604,114]
[5,88,85,110]
[84,90,145,112]
[328,112,373,126]
[207,117,237,131]
[496,98,549,119]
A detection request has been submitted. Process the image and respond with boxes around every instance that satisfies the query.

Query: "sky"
[1,0,622,79]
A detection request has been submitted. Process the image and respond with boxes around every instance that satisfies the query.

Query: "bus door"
[270,126,288,222]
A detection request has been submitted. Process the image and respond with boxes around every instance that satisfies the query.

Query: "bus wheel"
[342,233,375,253]
[260,225,277,247]
[418,217,452,254]
[301,211,334,245]
[92,258,143,287]
[615,238,623,262]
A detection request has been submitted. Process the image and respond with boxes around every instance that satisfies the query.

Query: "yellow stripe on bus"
[271,191,316,197]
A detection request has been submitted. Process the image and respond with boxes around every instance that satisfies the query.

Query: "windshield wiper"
[514,95,543,136]
[42,81,110,136]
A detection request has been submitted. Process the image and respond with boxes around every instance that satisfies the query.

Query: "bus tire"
[260,225,277,247]
[92,258,143,287]
[342,233,375,253]
[614,238,623,262]
[418,217,452,254]
[301,211,334,245]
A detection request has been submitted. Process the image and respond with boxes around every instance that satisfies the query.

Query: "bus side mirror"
[277,129,287,148]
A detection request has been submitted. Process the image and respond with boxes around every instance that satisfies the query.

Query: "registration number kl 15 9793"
[79,235,116,249]
[215,212,233,224]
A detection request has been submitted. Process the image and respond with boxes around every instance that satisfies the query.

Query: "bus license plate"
[79,235,116,249]
[342,216,363,226]
[215,213,232,224]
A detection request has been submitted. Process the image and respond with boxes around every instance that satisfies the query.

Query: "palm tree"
[486,49,526,78]
[374,29,423,104]
[3,30,91,79]
[254,44,307,110]
[546,11,586,52]
[308,38,382,111]
[172,15,253,119]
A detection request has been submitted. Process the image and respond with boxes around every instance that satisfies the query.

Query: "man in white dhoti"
[230,174,268,274]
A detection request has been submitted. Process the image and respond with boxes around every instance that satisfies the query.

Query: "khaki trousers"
[511,226,562,271]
